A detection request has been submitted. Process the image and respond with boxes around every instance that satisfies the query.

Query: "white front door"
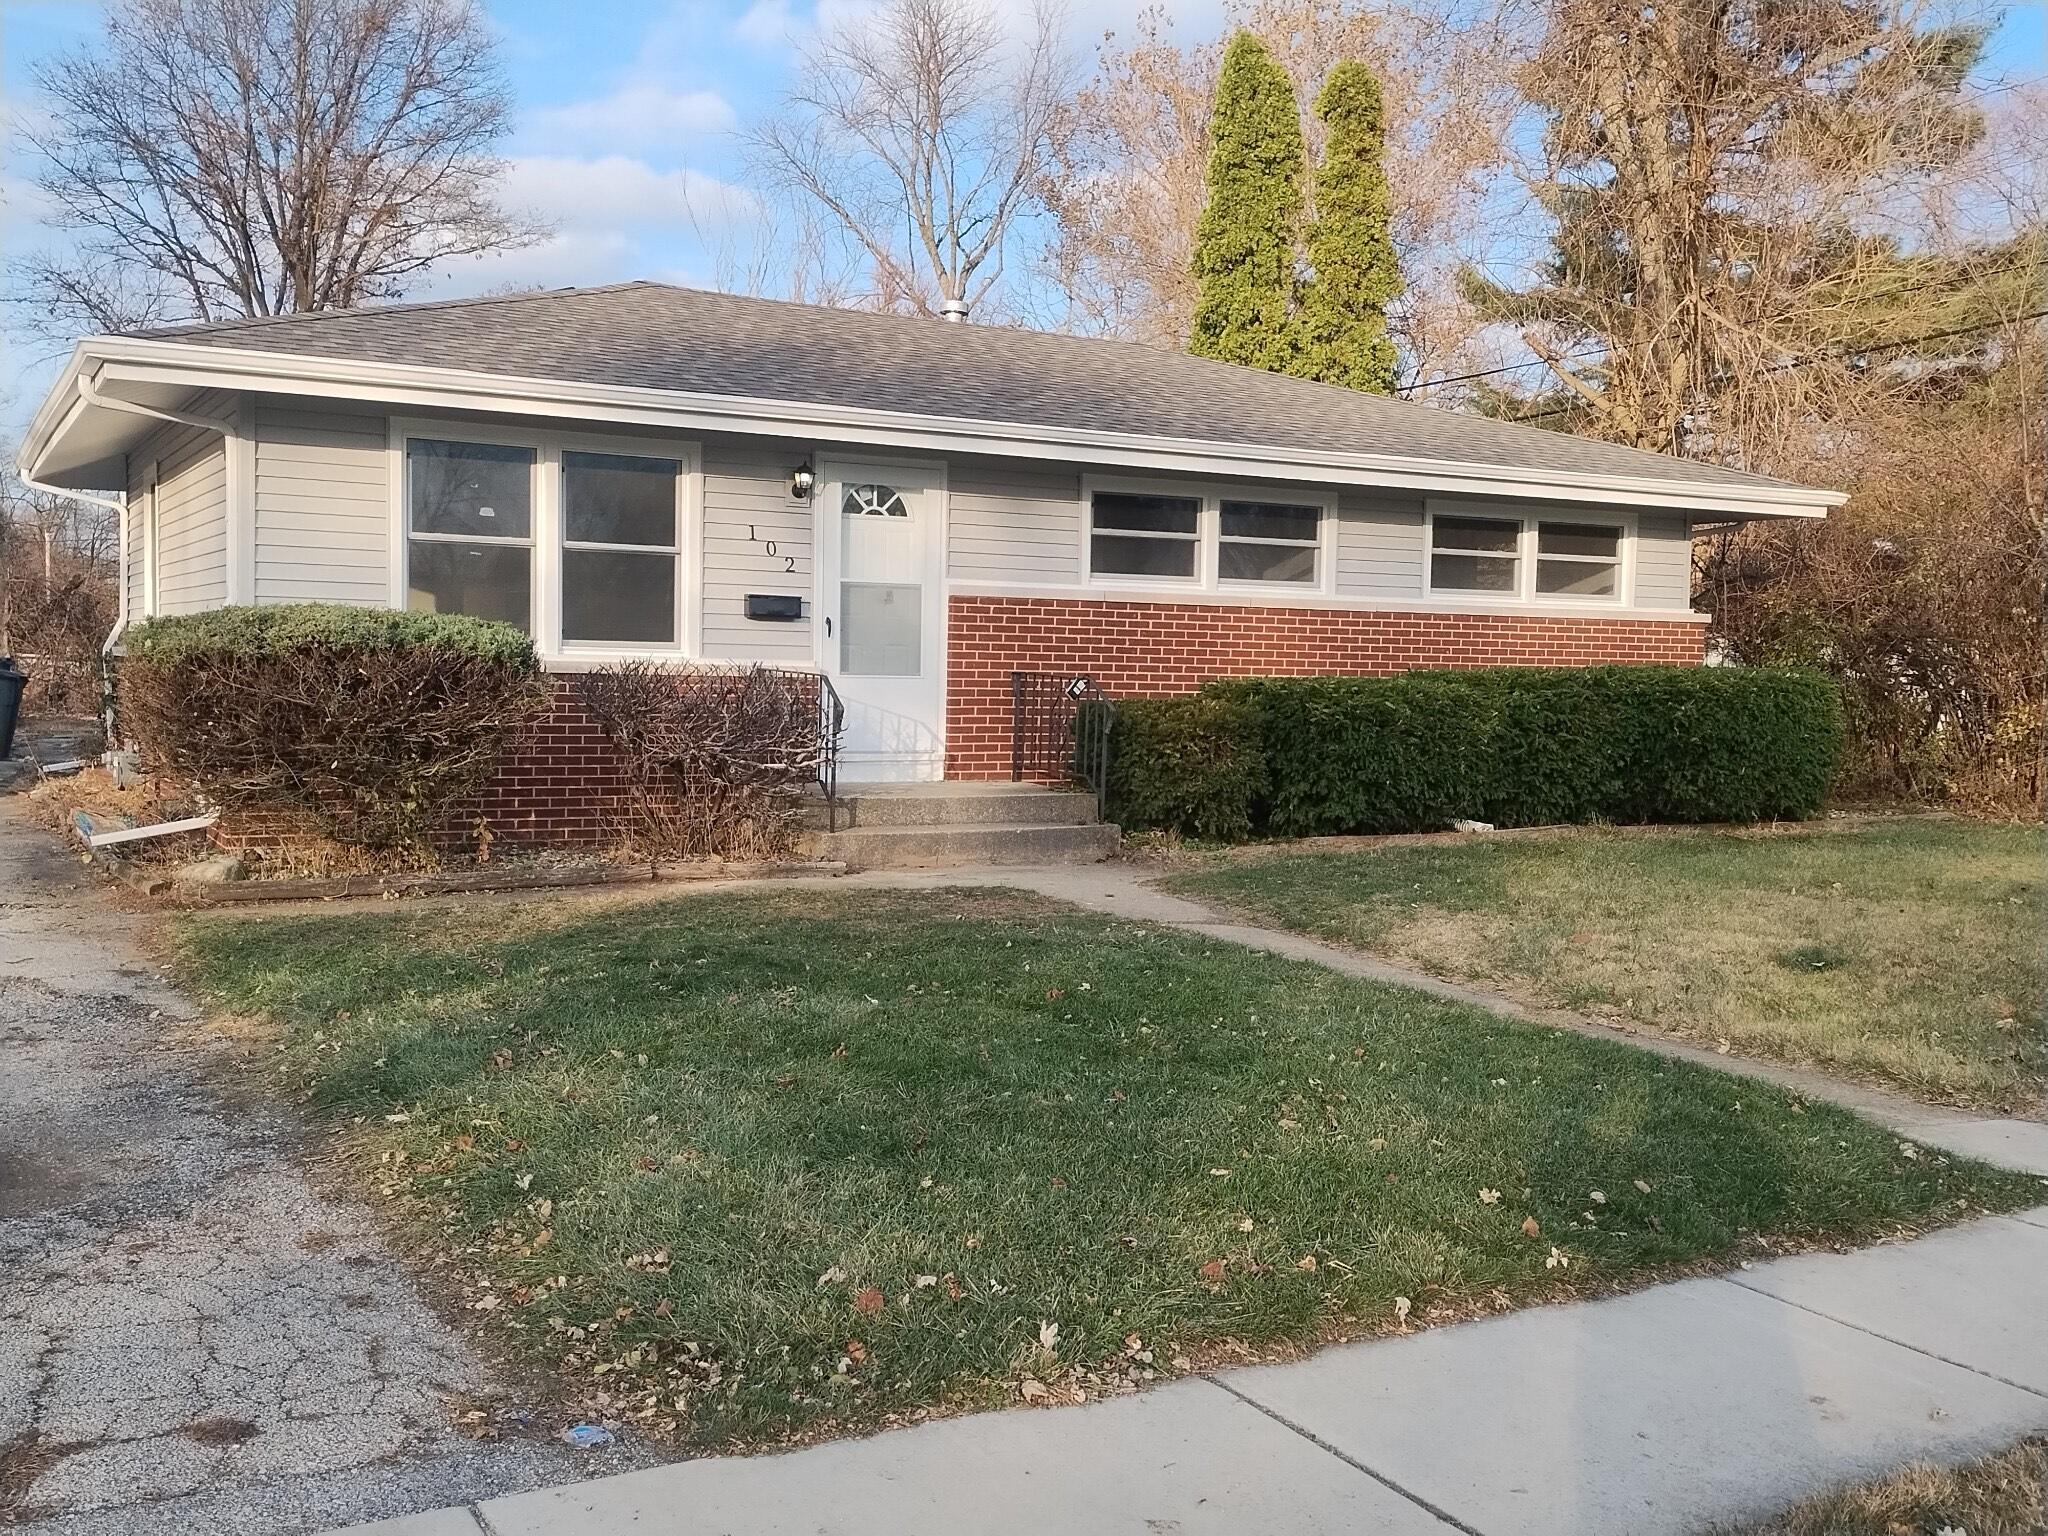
[819,460,945,782]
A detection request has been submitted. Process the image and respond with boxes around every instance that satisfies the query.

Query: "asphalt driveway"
[0,794,623,1534]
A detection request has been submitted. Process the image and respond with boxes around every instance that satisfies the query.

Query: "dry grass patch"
[1718,1435,2047,1535]
[1169,820,2045,1111]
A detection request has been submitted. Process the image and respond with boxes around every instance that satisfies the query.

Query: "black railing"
[1010,671,1116,820]
[814,672,846,831]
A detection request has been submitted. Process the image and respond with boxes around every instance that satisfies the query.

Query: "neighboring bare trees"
[19,0,546,337]
[1043,0,1507,373]
[0,466,118,713]
[1462,0,2005,460]
[745,0,1076,317]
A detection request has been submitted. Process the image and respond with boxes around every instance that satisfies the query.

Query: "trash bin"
[0,657,26,761]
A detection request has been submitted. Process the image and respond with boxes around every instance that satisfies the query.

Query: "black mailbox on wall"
[745,593,805,622]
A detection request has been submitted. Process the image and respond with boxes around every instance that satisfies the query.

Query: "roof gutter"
[27,335,1848,519]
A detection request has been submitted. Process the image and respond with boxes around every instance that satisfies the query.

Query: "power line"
[1502,305,2048,424]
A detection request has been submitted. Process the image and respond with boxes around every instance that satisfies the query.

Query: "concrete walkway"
[328,859,2048,1536]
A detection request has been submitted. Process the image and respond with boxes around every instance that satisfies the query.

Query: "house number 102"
[748,525,798,573]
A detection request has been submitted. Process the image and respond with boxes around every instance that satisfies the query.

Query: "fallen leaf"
[853,1288,884,1314]
[1478,1188,1502,1205]
[817,1266,847,1288]
[1296,1255,1318,1272]
[1038,1320,1061,1352]
[1521,1216,1542,1238]
[845,1339,867,1363]
[1393,1295,1412,1324]
[1367,1137,1387,1151]
[1019,1379,1051,1403]
[943,1274,964,1300]
[1589,1190,1607,1204]
[914,1274,938,1289]
[1546,1246,1570,1271]
[1198,1258,1227,1284]
[1236,1217,1256,1233]
[1633,1179,1652,1195]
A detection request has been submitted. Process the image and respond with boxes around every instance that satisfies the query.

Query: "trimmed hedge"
[125,604,537,668]
[1108,666,1841,839]
[1101,695,1269,841]
[118,604,549,852]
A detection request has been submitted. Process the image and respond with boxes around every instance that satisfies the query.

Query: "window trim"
[1081,475,1336,593]
[558,446,687,652]
[390,418,702,661]
[1422,500,1635,606]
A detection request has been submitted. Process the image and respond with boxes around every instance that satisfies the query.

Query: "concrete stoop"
[800,783,1119,870]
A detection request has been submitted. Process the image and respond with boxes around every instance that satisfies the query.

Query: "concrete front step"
[807,783,1100,830]
[802,820,1119,870]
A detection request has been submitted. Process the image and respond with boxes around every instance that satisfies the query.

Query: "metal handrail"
[1010,672,1117,821]
[815,671,846,832]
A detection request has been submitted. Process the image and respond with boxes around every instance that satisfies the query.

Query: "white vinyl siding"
[1632,512,1695,609]
[947,460,1083,583]
[122,459,149,620]
[140,408,231,616]
[700,444,813,662]
[1334,489,1426,600]
[253,402,391,605]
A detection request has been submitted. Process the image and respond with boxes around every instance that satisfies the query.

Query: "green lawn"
[1168,821,2046,1112]
[174,887,2037,1446]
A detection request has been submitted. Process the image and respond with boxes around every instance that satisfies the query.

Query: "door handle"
[824,616,833,637]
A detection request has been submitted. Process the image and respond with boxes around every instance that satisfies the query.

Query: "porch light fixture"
[790,460,815,500]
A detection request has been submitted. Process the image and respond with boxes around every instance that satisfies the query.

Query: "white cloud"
[424,227,645,300]
[501,154,756,234]
[731,0,798,46]
[529,84,736,152]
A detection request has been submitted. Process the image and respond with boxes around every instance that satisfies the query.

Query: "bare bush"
[573,663,833,860]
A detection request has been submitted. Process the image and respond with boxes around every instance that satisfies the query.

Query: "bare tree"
[1463,0,2015,462]
[18,0,547,337]
[1041,0,1513,377]
[745,0,1076,317]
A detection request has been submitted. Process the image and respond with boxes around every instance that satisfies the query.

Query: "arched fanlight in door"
[842,483,908,518]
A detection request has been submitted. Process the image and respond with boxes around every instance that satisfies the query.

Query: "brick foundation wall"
[213,683,637,853]
[944,594,1708,780]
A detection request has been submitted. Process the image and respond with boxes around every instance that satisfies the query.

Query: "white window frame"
[390,418,702,663]
[399,430,540,634]
[1082,475,1336,594]
[558,443,689,653]
[1422,500,1635,606]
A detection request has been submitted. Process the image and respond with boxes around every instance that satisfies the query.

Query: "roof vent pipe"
[939,297,969,323]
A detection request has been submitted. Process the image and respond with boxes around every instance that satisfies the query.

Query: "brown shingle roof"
[129,281,1810,495]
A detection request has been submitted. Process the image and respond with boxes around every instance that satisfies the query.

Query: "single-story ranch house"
[17,281,1840,851]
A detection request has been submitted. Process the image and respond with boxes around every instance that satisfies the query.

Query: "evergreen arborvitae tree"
[1292,60,1400,391]
[1188,30,1305,373]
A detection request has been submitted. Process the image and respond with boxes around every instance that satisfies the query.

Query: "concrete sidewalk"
[342,1209,2048,1536]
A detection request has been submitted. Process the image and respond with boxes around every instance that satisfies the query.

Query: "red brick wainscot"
[215,682,638,852]
[944,593,1709,780]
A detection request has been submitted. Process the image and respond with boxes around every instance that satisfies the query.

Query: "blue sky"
[1,0,2042,435]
